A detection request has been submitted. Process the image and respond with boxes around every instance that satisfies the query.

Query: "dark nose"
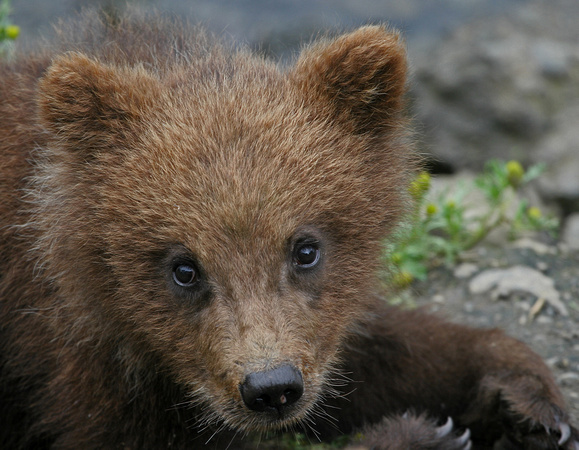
[240,364,304,414]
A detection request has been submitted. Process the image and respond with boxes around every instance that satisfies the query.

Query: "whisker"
[204,423,227,445]
[224,430,240,450]
[301,416,322,441]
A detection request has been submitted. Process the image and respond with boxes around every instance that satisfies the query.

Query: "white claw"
[435,417,453,438]
[464,441,472,450]
[558,422,571,445]
[457,428,471,446]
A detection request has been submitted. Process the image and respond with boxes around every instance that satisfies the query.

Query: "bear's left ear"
[38,52,162,150]
[291,26,407,134]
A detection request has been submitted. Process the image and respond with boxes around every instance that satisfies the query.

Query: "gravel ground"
[410,237,579,424]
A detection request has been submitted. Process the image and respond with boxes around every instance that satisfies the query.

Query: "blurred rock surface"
[412,0,579,214]
[562,213,579,250]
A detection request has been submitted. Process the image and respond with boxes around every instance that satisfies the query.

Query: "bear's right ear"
[291,26,408,135]
[38,52,161,149]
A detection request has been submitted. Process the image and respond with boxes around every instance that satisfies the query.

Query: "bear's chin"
[203,398,314,434]
[193,379,324,435]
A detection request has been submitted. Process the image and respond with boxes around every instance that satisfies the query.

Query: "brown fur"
[0,10,577,449]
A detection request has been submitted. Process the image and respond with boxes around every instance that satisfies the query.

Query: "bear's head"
[34,25,412,433]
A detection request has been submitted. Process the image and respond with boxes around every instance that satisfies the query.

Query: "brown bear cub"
[0,10,577,449]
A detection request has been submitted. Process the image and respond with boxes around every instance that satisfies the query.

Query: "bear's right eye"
[293,240,321,269]
[172,263,198,287]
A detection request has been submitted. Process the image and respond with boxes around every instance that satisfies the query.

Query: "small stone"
[516,301,530,311]
[535,261,548,272]
[557,242,570,255]
[546,357,559,368]
[469,265,568,316]
[532,40,571,79]
[432,294,445,304]
[537,316,553,324]
[454,263,479,279]
[513,238,555,255]
[558,372,579,385]
[562,213,579,251]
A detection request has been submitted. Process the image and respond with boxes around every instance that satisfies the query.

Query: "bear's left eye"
[172,263,198,287]
[293,241,321,268]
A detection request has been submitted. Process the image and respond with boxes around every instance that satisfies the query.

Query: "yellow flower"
[527,206,542,220]
[426,203,438,216]
[409,171,431,199]
[5,25,20,40]
[391,252,403,265]
[392,270,414,288]
[506,160,524,187]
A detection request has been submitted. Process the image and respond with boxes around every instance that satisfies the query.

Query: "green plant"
[0,0,19,58]
[385,160,559,288]
[257,432,355,449]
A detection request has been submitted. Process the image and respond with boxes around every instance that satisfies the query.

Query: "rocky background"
[11,0,579,430]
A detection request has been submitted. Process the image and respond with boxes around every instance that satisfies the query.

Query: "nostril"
[240,364,304,414]
[280,389,292,404]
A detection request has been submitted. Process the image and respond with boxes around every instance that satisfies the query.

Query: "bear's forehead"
[126,83,365,208]
[104,87,368,255]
